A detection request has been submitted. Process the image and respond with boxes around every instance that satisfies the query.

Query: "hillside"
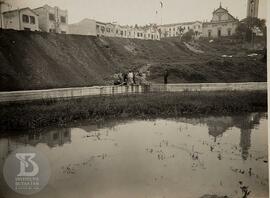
[0,30,267,91]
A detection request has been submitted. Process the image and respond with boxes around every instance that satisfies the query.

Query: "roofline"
[3,7,39,16]
[159,21,203,27]
[212,7,228,14]
[33,4,68,12]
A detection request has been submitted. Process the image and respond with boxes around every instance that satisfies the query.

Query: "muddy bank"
[0,90,266,131]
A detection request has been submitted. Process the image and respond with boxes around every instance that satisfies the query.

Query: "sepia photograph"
[0,0,268,197]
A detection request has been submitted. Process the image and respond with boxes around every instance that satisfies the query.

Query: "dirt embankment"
[0,30,267,91]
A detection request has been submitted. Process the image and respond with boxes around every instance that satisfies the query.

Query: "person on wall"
[164,69,169,84]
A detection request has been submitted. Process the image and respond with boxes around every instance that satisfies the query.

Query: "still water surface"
[0,113,268,198]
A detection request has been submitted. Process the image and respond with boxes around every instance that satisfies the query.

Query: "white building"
[33,4,68,34]
[2,7,39,31]
[159,21,203,38]
[96,21,107,36]
[202,5,239,38]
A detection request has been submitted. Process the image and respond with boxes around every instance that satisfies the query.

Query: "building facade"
[68,18,160,40]
[202,5,239,38]
[247,0,259,18]
[33,4,68,34]
[2,8,39,31]
[159,21,203,38]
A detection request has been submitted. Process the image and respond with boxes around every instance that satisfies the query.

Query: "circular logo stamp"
[3,146,50,195]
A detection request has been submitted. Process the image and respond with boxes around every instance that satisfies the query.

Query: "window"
[228,29,231,36]
[137,33,140,37]
[106,28,110,32]
[60,16,66,23]
[218,29,221,37]
[53,133,59,140]
[22,15,29,23]
[30,16,35,24]
[208,31,211,37]
[49,13,55,21]
[64,131,69,138]
[49,29,56,33]
[101,26,105,33]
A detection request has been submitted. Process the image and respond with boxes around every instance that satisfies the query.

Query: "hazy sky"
[4,0,267,25]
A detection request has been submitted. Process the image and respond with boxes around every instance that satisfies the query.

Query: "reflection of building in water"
[207,117,233,142]
[0,128,71,162]
[240,128,251,160]
[207,113,261,160]
[234,113,261,160]
[176,113,262,160]
[0,128,71,195]
[28,128,71,148]
[13,128,72,148]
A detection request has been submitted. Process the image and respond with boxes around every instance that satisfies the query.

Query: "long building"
[69,19,160,40]
[158,21,203,39]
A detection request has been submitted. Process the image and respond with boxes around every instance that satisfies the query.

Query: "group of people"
[113,68,169,85]
[113,71,150,86]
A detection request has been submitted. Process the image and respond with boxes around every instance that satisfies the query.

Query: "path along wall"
[0,82,266,103]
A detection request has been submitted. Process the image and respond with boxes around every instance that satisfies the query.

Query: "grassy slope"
[0,30,267,91]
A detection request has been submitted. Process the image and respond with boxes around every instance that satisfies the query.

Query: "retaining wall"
[0,82,266,103]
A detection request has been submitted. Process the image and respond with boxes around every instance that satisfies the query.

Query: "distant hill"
[0,30,266,91]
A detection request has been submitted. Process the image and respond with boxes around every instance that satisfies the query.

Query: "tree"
[181,29,195,42]
[176,26,185,37]
[236,17,266,42]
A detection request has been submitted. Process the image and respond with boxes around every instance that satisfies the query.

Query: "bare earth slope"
[0,30,266,91]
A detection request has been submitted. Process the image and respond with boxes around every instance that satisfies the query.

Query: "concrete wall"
[0,82,266,103]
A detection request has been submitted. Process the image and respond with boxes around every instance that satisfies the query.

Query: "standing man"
[164,69,169,84]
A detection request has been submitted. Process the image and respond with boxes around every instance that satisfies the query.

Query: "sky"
[3,0,267,25]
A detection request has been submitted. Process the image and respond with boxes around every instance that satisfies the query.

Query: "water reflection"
[0,113,267,198]
[0,113,265,162]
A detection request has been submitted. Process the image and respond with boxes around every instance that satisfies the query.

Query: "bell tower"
[247,0,259,18]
